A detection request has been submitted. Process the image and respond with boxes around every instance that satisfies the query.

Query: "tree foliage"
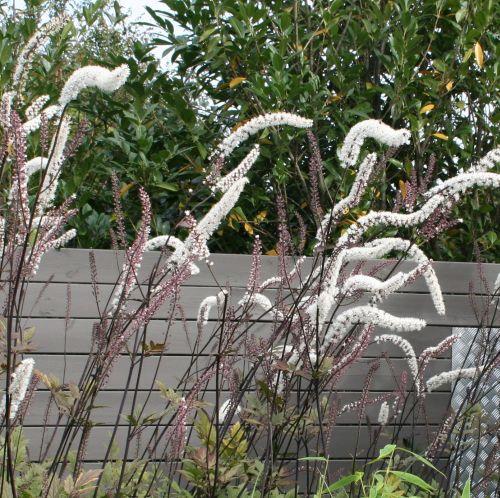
[1,0,498,260]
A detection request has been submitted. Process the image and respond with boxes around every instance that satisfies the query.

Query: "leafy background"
[1,0,498,260]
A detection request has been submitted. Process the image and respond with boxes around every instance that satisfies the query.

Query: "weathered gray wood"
[33,250,499,295]
[4,250,498,464]
[24,318,455,357]
[23,390,450,426]
[28,355,451,391]
[22,424,433,461]
[16,282,500,326]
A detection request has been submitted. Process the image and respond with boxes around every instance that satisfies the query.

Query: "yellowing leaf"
[266,248,278,256]
[229,76,246,88]
[326,94,342,104]
[433,132,449,140]
[419,104,435,114]
[255,210,267,223]
[243,222,254,235]
[474,42,484,68]
[365,82,374,89]
[445,81,454,91]
[313,28,328,36]
[399,180,408,200]
[119,183,133,197]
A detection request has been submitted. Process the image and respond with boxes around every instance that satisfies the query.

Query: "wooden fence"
[8,249,500,473]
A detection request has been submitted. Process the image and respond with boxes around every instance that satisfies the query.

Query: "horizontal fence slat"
[23,318,455,357]
[22,424,434,461]
[23,390,450,426]
[16,282,499,326]
[28,355,451,391]
[31,249,499,294]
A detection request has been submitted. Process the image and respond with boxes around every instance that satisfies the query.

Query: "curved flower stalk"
[197,290,228,332]
[0,358,35,420]
[109,188,151,311]
[468,147,500,173]
[340,264,425,303]
[374,334,418,387]
[417,333,461,394]
[145,235,200,276]
[316,153,377,246]
[349,238,445,314]
[238,292,284,321]
[211,112,313,162]
[213,144,260,193]
[426,366,484,393]
[12,15,69,98]
[36,116,72,213]
[337,119,410,167]
[58,64,130,107]
[218,399,241,423]
[258,255,306,292]
[184,177,249,260]
[321,306,426,353]
[307,239,444,326]
[335,175,499,254]
[22,104,62,134]
[25,95,50,120]
[378,401,390,425]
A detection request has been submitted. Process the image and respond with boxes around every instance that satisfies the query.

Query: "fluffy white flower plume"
[349,238,444,314]
[212,112,313,160]
[321,306,426,352]
[37,116,71,213]
[12,15,69,97]
[423,171,500,200]
[197,290,228,331]
[374,334,418,384]
[0,358,35,420]
[0,91,15,128]
[58,64,130,107]
[218,399,241,422]
[378,401,390,425]
[467,147,500,173]
[316,153,377,244]
[338,119,410,167]
[426,366,484,393]
[184,177,249,260]
[238,292,284,320]
[25,157,49,178]
[22,104,62,134]
[145,235,199,275]
[213,145,260,193]
[25,95,50,120]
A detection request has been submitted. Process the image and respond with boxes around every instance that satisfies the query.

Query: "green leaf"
[389,471,434,491]
[155,182,179,191]
[325,471,364,492]
[461,478,471,498]
[368,444,396,464]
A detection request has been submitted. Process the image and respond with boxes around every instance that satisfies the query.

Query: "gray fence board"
[24,318,455,357]
[2,249,498,464]
[34,250,498,295]
[18,282,500,326]
[30,355,451,391]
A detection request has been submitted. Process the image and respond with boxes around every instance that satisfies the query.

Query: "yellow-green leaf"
[313,28,328,36]
[433,132,449,140]
[399,180,408,199]
[474,42,484,68]
[445,80,454,91]
[243,222,254,235]
[419,103,435,114]
[266,248,278,256]
[229,76,246,88]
